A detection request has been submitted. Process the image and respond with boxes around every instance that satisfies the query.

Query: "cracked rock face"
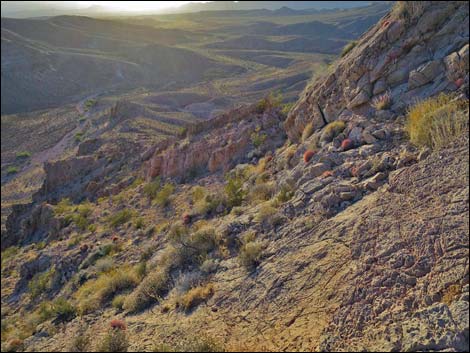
[285,1,469,142]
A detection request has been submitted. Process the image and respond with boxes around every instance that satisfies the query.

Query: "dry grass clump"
[97,321,128,352]
[406,94,469,150]
[321,121,346,143]
[176,283,214,312]
[122,267,170,313]
[239,240,264,270]
[441,284,462,306]
[301,122,314,142]
[76,267,139,315]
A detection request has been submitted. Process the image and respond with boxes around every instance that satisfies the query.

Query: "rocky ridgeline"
[285,1,469,141]
[144,105,285,181]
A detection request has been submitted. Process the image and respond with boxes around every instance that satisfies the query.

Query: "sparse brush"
[301,122,314,142]
[239,240,263,271]
[371,91,392,110]
[321,121,346,142]
[176,284,214,312]
[97,326,128,352]
[392,1,425,21]
[123,267,170,313]
[406,94,469,150]
[341,41,357,58]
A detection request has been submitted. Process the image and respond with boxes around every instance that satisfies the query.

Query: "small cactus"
[321,170,334,178]
[455,78,464,88]
[341,139,354,151]
[110,319,126,331]
[303,150,316,163]
[371,91,392,110]
[182,213,191,225]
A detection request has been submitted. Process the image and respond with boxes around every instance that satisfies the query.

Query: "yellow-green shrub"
[406,94,468,150]
[76,268,139,315]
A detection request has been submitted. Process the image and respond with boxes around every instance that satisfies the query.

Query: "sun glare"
[76,1,208,12]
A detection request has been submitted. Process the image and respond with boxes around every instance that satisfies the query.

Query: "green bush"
[6,166,18,175]
[28,267,55,299]
[341,41,357,58]
[143,178,161,199]
[154,183,175,207]
[108,209,133,228]
[16,151,31,159]
[225,175,246,208]
[239,241,263,270]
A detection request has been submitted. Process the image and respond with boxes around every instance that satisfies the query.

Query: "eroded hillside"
[1,2,469,352]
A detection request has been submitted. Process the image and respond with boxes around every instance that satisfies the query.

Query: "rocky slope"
[1,2,469,352]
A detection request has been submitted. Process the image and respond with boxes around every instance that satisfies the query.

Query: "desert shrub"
[371,91,392,110]
[191,186,206,203]
[239,241,263,270]
[200,259,218,274]
[154,183,175,207]
[80,242,120,269]
[68,328,89,352]
[256,91,283,113]
[250,131,267,148]
[303,150,315,163]
[301,122,314,142]
[195,190,227,217]
[95,257,115,273]
[97,324,128,352]
[281,102,295,117]
[6,166,18,175]
[76,267,139,315]
[16,151,31,159]
[169,225,220,266]
[152,335,223,352]
[28,267,55,299]
[392,1,425,21]
[341,41,357,58]
[50,298,76,322]
[248,182,276,204]
[111,295,127,310]
[75,132,84,142]
[134,217,145,229]
[322,121,346,142]
[2,247,19,268]
[255,203,282,228]
[225,175,247,208]
[3,338,24,352]
[143,178,161,199]
[176,284,214,312]
[108,209,133,228]
[54,198,73,215]
[276,183,294,203]
[441,284,462,306]
[406,94,468,150]
[123,268,170,313]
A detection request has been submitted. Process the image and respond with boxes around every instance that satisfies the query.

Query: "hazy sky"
[77,1,209,12]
